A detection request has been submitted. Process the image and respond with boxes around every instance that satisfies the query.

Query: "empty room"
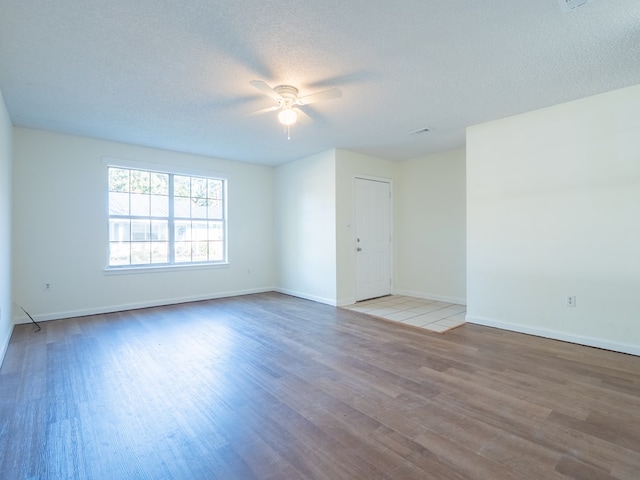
[1,1,639,479]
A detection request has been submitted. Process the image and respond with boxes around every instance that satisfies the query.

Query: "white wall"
[274,150,337,304]
[395,149,466,304]
[467,84,640,356]
[12,128,275,322]
[0,89,13,365]
[274,148,461,307]
[335,149,396,305]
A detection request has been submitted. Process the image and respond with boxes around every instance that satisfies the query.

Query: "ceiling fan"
[249,80,342,138]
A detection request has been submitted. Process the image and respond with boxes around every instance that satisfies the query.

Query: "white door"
[355,178,391,301]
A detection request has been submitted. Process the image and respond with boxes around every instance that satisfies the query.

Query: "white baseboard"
[467,314,640,357]
[273,287,337,306]
[336,297,356,307]
[12,287,275,324]
[0,323,14,368]
[393,289,466,306]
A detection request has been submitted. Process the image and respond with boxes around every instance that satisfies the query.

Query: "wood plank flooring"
[1,292,639,479]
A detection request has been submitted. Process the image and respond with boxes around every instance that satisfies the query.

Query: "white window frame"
[104,157,229,273]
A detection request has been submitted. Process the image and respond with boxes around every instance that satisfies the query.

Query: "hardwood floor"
[1,292,639,479]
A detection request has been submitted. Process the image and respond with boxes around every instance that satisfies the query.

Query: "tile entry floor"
[342,295,466,333]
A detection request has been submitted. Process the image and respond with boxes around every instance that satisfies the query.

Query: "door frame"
[353,175,394,301]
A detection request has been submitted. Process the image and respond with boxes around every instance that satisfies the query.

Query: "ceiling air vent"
[557,0,597,12]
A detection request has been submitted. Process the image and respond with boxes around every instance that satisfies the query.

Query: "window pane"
[192,242,207,262]
[192,221,208,240]
[151,220,168,241]
[151,242,168,263]
[131,242,151,264]
[109,168,129,192]
[208,241,224,261]
[150,194,168,217]
[191,177,207,200]
[150,172,168,195]
[175,242,191,263]
[131,220,150,241]
[109,219,131,242]
[130,170,150,194]
[208,222,223,241]
[174,175,190,197]
[174,197,190,217]
[109,192,129,215]
[130,193,150,216]
[208,199,223,219]
[110,242,130,265]
[191,199,207,219]
[175,221,191,241]
[208,179,222,199]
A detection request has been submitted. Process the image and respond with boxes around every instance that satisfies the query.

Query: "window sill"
[104,262,230,275]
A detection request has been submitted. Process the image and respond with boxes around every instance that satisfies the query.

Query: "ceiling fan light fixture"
[278,107,297,126]
[249,80,341,138]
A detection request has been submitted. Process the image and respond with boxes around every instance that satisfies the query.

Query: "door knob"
[357,247,362,252]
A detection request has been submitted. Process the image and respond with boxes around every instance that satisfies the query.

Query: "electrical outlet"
[44,282,52,292]
[566,295,576,307]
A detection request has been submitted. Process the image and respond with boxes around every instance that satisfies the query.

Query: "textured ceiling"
[1,0,639,165]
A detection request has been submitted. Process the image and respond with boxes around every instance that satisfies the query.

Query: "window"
[108,166,226,268]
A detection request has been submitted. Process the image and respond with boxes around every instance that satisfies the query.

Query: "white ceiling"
[1,0,639,166]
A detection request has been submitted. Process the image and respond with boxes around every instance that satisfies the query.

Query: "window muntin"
[108,167,226,268]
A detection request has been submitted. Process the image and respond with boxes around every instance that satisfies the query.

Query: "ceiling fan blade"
[247,105,280,116]
[296,87,342,105]
[250,80,281,100]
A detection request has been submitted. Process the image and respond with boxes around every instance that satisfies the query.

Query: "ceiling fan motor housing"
[274,85,300,107]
